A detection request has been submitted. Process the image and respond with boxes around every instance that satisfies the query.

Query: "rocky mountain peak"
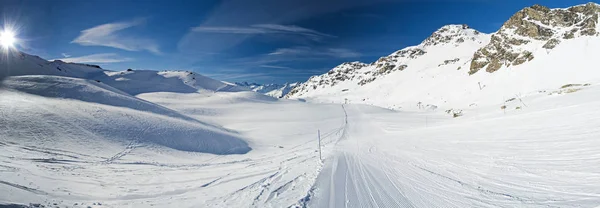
[421,24,484,46]
[469,3,600,75]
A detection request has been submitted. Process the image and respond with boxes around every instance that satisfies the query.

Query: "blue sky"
[1,0,597,84]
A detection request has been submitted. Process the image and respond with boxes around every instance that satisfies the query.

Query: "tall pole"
[318,129,322,161]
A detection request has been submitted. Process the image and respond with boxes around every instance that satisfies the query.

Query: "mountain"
[236,81,298,98]
[287,3,600,112]
[1,51,247,95]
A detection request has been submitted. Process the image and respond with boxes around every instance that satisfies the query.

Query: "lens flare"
[0,29,16,48]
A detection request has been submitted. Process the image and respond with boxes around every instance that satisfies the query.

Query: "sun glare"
[0,29,16,48]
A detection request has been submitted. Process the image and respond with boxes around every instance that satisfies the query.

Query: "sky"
[0,0,597,84]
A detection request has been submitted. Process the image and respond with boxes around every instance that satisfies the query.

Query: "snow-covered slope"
[1,77,251,154]
[0,79,342,207]
[1,51,246,95]
[287,3,600,112]
[235,82,298,98]
[0,50,253,155]
[4,76,600,207]
[0,52,105,79]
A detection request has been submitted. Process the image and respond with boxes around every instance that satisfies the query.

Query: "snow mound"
[1,76,251,154]
[2,75,196,121]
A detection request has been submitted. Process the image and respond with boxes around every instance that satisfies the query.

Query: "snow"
[0,76,251,155]
[0,85,344,207]
[308,84,600,207]
[4,71,600,207]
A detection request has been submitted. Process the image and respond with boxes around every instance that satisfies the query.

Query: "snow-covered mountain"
[287,3,600,112]
[1,51,246,95]
[236,81,298,98]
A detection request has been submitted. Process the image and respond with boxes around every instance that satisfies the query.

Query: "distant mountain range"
[235,82,298,98]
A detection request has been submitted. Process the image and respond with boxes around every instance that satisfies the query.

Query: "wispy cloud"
[259,64,293,69]
[178,0,387,55]
[191,24,335,40]
[268,47,361,58]
[72,19,160,54]
[55,53,133,64]
[61,53,71,58]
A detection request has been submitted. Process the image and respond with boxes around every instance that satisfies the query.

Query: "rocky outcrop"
[286,62,367,96]
[439,58,460,67]
[542,38,561,49]
[469,3,600,75]
[422,24,480,46]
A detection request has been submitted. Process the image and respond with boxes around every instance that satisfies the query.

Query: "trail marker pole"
[318,130,322,161]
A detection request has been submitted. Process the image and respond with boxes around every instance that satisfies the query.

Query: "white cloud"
[178,0,385,55]
[55,53,133,64]
[61,53,71,58]
[72,19,160,54]
[191,24,335,40]
[268,47,361,58]
[259,65,294,69]
[253,24,335,38]
[191,26,267,34]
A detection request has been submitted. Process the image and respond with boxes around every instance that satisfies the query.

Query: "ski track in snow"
[310,105,415,208]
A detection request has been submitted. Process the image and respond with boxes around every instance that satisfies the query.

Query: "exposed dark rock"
[469,3,600,75]
[543,38,561,49]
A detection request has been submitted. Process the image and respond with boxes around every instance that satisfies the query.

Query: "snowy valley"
[2,2,600,208]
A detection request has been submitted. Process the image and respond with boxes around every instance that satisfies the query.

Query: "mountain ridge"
[286,2,600,112]
[236,81,298,98]
[0,51,246,95]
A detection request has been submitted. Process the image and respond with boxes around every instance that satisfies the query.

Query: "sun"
[0,29,16,48]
